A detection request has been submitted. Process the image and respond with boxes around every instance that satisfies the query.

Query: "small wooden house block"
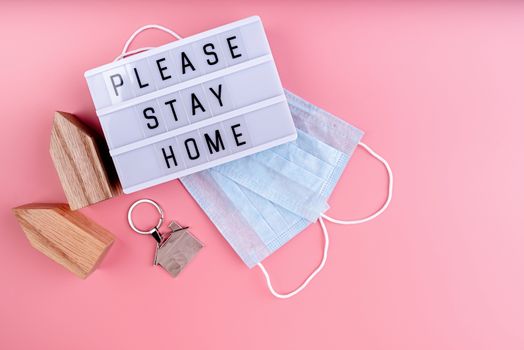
[50,111,121,210]
[12,203,115,279]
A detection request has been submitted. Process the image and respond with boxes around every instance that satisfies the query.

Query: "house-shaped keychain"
[153,221,203,277]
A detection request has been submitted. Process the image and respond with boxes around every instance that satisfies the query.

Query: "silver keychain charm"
[128,199,203,278]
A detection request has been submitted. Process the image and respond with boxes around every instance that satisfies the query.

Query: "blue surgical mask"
[181,90,393,298]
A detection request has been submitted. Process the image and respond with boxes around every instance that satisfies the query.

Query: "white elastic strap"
[321,141,393,225]
[256,217,329,299]
[257,141,392,298]
[114,24,182,62]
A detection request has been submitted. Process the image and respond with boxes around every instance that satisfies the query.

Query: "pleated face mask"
[181,90,393,298]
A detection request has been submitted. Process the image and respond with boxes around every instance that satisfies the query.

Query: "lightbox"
[85,16,296,193]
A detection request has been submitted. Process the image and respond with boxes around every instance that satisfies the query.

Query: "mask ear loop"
[257,217,329,299]
[321,141,393,224]
[113,24,182,62]
[257,142,392,299]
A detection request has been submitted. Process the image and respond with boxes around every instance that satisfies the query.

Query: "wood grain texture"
[12,203,115,279]
[50,111,121,210]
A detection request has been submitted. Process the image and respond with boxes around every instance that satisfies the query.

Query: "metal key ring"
[128,199,164,235]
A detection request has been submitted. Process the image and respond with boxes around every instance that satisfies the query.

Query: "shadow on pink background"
[1,1,523,349]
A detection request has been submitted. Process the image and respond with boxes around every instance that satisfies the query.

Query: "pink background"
[1,1,523,349]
